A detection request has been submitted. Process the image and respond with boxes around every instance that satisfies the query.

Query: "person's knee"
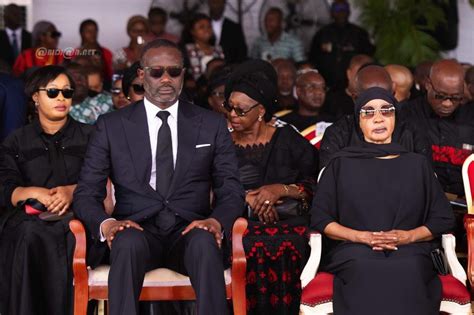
[110,229,149,257]
[185,229,220,259]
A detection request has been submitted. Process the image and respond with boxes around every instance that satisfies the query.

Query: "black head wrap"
[207,66,232,94]
[225,59,279,121]
[327,86,408,160]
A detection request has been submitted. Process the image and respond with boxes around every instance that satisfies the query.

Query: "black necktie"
[155,111,173,197]
[11,33,19,60]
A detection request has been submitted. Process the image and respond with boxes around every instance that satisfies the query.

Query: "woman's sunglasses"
[47,31,62,39]
[131,84,145,95]
[38,88,74,99]
[143,66,184,79]
[360,105,396,119]
[223,101,260,117]
[110,88,122,96]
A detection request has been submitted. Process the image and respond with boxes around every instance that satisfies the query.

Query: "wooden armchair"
[463,154,474,295]
[69,217,248,315]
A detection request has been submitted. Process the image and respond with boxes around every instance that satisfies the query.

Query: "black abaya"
[311,152,455,315]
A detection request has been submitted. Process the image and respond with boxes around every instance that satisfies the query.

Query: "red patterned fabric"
[303,130,321,149]
[432,145,472,167]
[301,273,470,307]
[244,221,309,315]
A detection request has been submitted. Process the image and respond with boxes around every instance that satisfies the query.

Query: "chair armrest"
[231,217,248,307]
[300,232,322,288]
[231,217,248,274]
[464,214,474,286]
[442,233,467,285]
[69,219,89,286]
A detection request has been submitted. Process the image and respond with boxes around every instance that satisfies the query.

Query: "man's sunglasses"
[223,101,260,117]
[433,92,463,103]
[360,105,396,119]
[47,31,62,39]
[430,82,464,103]
[131,84,145,94]
[143,66,184,79]
[38,88,74,99]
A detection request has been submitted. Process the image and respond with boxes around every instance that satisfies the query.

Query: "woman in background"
[181,13,225,81]
[13,21,63,77]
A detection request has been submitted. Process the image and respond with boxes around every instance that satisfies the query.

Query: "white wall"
[32,0,152,53]
[19,0,474,64]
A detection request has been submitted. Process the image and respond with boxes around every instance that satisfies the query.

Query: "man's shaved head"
[353,65,393,100]
[426,59,464,117]
[385,64,414,102]
[346,54,374,93]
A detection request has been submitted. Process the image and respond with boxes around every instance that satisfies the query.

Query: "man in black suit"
[73,39,244,315]
[0,4,31,67]
[209,0,247,64]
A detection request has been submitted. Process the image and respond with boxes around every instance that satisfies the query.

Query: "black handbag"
[431,248,449,275]
[274,198,304,219]
[249,197,305,220]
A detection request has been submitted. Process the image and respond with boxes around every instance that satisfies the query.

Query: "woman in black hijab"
[225,59,319,314]
[311,87,455,314]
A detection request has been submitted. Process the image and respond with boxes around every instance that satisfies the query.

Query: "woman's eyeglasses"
[360,105,396,119]
[131,84,145,95]
[38,88,74,99]
[110,88,123,96]
[223,101,260,117]
[143,66,184,79]
[46,31,62,39]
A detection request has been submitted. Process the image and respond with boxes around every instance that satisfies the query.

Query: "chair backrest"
[462,154,474,214]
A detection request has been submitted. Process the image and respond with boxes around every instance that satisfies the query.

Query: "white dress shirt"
[211,18,224,45]
[144,97,179,190]
[5,27,22,52]
[100,98,179,240]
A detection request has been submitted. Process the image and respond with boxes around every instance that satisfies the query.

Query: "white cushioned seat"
[87,265,232,287]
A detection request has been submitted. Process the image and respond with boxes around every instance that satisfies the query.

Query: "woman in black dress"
[0,65,94,315]
[311,87,455,315]
[224,60,319,315]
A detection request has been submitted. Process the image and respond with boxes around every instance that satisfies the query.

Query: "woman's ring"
[264,200,271,205]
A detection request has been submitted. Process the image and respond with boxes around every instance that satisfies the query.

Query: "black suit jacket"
[73,99,245,238]
[219,18,247,64]
[0,29,32,66]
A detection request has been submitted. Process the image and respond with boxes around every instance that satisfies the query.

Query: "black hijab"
[335,87,408,160]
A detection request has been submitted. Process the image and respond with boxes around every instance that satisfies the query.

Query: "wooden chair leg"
[233,296,247,315]
[73,286,88,315]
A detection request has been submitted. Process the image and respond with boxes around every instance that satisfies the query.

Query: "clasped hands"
[356,230,415,251]
[246,184,284,224]
[34,185,75,216]
[101,218,223,249]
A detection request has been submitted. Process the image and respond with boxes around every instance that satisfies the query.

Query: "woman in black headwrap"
[224,59,319,314]
[311,87,455,314]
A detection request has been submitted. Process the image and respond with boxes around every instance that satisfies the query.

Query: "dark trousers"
[106,217,229,315]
